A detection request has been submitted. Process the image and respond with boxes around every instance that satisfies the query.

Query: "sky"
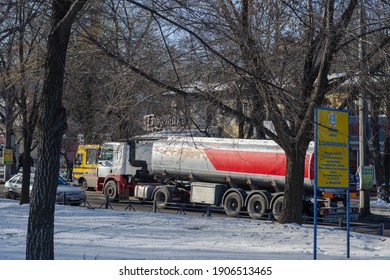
[1,198,390,279]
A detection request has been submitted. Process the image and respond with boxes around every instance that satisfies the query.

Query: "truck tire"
[223,192,243,217]
[271,196,284,220]
[80,178,88,190]
[153,188,170,208]
[247,194,267,219]
[104,181,118,201]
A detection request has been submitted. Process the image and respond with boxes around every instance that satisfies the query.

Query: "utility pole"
[359,95,370,215]
[358,1,370,215]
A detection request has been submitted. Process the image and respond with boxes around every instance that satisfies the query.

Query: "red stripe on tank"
[203,149,314,180]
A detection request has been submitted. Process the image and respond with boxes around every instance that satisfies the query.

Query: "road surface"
[1,184,389,236]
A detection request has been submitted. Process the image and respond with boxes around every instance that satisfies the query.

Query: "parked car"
[4,173,86,206]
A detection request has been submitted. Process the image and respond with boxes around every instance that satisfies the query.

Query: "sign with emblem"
[315,108,350,189]
[313,107,351,260]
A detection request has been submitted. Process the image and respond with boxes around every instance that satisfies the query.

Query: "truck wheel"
[153,188,170,208]
[271,196,284,220]
[104,181,118,201]
[80,179,88,190]
[223,192,243,217]
[247,194,267,219]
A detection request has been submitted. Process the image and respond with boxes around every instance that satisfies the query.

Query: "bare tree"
[26,0,87,260]
[0,1,20,181]
[62,0,173,141]
[56,0,389,225]
[0,1,50,203]
[111,0,389,223]
[14,1,48,204]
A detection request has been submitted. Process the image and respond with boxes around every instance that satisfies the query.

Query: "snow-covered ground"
[1,198,389,279]
[370,198,390,213]
[1,198,390,260]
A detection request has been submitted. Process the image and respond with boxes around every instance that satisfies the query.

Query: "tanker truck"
[96,136,357,220]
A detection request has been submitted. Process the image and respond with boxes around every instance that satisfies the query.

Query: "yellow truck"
[73,144,100,190]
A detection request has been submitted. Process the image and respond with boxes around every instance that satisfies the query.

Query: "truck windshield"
[86,148,98,164]
[99,144,113,161]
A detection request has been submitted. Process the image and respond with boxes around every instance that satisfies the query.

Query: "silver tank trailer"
[150,137,314,192]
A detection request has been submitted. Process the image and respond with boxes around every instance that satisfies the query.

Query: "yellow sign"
[315,108,349,189]
[2,148,13,165]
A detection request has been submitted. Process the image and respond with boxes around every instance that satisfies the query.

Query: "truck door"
[97,143,114,179]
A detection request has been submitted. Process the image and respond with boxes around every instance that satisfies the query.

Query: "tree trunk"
[278,149,306,224]
[26,33,69,259]
[19,102,39,204]
[4,88,16,181]
[19,141,33,205]
[26,0,87,260]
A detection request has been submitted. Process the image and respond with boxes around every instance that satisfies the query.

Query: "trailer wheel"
[104,181,118,201]
[271,196,284,220]
[247,194,267,219]
[153,188,170,208]
[223,192,243,217]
